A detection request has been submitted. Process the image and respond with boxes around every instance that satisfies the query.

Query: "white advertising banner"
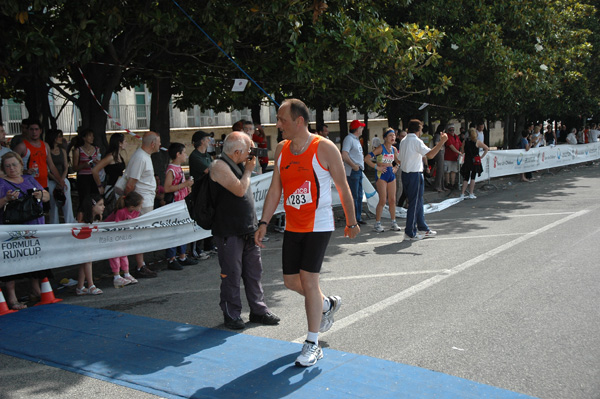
[0,201,210,277]
[3,144,598,277]
[486,143,600,179]
[363,173,463,219]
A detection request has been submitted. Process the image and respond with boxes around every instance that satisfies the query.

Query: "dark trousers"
[214,234,268,319]
[347,169,363,222]
[401,171,429,237]
[76,174,99,205]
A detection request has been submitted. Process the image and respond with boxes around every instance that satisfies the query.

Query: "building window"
[135,85,148,129]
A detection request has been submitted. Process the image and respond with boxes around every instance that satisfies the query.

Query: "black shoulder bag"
[2,180,45,224]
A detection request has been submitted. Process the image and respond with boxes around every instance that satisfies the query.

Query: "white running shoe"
[373,222,385,233]
[468,193,477,199]
[390,221,402,231]
[114,276,131,288]
[459,194,465,199]
[319,295,342,332]
[418,230,437,238]
[295,341,323,367]
[404,233,424,241]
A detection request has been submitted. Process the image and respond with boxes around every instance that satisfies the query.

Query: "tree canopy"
[1,0,599,146]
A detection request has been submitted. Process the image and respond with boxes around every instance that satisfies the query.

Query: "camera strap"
[218,153,244,179]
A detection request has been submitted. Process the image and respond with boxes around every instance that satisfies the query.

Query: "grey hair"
[142,132,159,146]
[223,132,248,155]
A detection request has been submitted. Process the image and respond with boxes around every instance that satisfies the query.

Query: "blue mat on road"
[0,304,536,398]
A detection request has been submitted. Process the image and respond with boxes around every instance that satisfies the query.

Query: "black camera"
[249,147,268,158]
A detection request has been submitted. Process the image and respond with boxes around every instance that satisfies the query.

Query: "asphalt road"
[2,163,600,399]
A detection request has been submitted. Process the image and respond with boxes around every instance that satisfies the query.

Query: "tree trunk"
[149,77,172,185]
[21,74,55,135]
[363,112,369,154]
[251,101,261,125]
[503,114,512,150]
[513,114,526,149]
[386,100,402,130]
[315,101,324,131]
[71,62,122,152]
[338,102,348,144]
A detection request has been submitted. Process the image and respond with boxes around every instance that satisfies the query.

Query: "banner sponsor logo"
[516,153,524,165]
[2,230,42,261]
[6,230,38,241]
[72,226,99,240]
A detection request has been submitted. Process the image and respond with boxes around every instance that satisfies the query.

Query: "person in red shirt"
[252,125,269,173]
[443,124,462,189]
[24,119,63,192]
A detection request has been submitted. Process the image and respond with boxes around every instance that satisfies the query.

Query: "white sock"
[113,275,120,280]
[322,296,330,313]
[307,331,319,345]
[124,272,132,278]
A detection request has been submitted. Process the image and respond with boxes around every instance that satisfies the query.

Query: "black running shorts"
[282,231,332,275]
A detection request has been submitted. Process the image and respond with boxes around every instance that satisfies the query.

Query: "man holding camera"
[210,131,279,330]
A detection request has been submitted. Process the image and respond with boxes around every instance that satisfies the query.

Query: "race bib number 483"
[286,181,313,209]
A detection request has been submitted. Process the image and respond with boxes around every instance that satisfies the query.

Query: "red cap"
[349,120,365,130]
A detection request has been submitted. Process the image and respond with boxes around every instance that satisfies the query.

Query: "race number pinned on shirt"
[286,181,313,209]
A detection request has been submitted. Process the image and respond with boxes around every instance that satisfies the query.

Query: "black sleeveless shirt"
[211,155,257,237]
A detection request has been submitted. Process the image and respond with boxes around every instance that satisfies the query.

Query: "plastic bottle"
[32,161,39,177]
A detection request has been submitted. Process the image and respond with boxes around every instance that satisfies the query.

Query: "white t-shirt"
[589,129,600,143]
[566,133,577,145]
[531,133,544,148]
[207,137,215,152]
[125,148,156,208]
[398,133,430,173]
[476,130,484,144]
[342,133,364,176]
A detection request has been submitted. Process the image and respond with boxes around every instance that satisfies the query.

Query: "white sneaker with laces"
[468,193,477,199]
[404,233,424,241]
[418,230,437,238]
[114,276,131,288]
[295,341,323,367]
[320,295,342,332]
[390,221,402,231]
[373,222,385,233]
[459,194,465,199]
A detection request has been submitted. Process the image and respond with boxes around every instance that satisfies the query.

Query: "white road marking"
[429,211,574,222]
[292,209,590,343]
[71,270,448,305]
[340,233,525,247]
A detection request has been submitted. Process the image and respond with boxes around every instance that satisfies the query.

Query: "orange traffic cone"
[35,278,63,306]
[0,288,18,315]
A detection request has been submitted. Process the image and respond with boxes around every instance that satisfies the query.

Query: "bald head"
[141,131,160,154]
[223,131,250,157]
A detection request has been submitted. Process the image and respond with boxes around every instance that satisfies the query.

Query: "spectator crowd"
[1,111,597,367]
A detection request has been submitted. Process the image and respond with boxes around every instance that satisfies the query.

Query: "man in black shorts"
[255,99,359,367]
